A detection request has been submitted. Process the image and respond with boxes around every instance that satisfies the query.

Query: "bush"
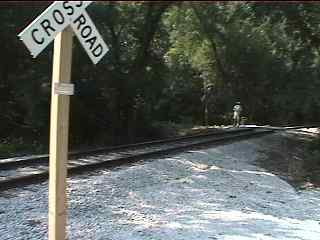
[0,143,17,158]
[0,138,45,158]
[148,121,182,139]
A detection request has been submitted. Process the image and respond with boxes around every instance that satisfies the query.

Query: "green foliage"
[0,143,17,158]
[1,2,320,156]
[0,137,45,158]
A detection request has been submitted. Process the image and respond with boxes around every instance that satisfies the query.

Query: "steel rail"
[0,128,252,170]
[0,128,274,191]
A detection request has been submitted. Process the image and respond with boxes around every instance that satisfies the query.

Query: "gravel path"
[1,132,320,240]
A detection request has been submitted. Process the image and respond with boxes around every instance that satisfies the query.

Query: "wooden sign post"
[18,2,108,239]
[49,27,73,240]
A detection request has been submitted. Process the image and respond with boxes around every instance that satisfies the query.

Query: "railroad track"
[0,127,274,190]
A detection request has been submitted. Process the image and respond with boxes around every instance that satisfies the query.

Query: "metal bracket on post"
[54,83,74,96]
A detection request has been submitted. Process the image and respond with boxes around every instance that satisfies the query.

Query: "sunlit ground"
[0,132,320,240]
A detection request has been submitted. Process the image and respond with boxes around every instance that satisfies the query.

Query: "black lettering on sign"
[40,19,55,37]
[53,9,65,25]
[31,28,44,44]
[76,1,83,7]
[81,26,92,38]
[85,36,97,50]
[92,44,103,57]
[62,1,74,16]
[73,14,86,30]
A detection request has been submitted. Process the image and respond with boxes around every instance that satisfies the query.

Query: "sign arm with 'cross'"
[18,1,108,64]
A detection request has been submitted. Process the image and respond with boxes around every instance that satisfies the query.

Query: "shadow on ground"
[254,129,320,190]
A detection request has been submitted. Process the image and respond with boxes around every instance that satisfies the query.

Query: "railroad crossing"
[18,1,108,239]
[18,1,108,64]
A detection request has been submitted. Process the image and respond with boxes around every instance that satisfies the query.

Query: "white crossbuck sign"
[18,1,108,64]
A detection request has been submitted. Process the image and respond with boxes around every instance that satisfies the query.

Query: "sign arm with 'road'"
[18,1,108,64]
[71,11,109,64]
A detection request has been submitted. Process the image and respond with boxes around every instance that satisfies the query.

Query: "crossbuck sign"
[18,2,109,240]
[18,1,108,64]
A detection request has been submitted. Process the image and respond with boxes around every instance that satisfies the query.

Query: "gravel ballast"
[1,131,320,240]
